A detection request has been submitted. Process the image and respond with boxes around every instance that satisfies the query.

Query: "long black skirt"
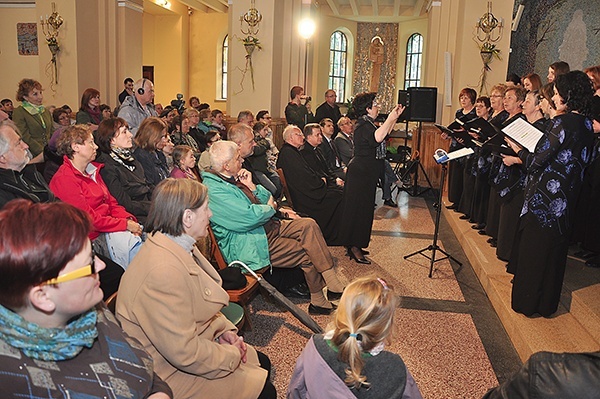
[338,156,383,248]
[447,160,464,205]
[497,190,524,262]
[509,213,569,317]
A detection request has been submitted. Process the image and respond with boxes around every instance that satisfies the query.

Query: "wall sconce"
[238,0,262,91]
[40,2,63,86]
[475,2,503,44]
[474,1,503,93]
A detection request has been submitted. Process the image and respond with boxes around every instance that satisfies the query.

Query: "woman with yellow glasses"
[0,200,172,398]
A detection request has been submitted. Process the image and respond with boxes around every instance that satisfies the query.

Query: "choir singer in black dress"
[338,93,405,263]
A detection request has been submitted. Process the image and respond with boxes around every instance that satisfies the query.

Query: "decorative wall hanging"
[474,2,503,94]
[40,2,64,90]
[236,0,262,93]
[17,23,39,55]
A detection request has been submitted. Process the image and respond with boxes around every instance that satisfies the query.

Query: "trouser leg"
[268,218,334,293]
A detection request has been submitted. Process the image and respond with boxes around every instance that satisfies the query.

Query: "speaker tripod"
[399,121,433,197]
[404,162,462,277]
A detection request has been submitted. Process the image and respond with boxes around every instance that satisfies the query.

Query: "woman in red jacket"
[50,124,143,268]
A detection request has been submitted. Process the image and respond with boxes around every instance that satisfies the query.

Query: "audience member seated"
[237,109,255,127]
[171,110,201,155]
[203,140,346,315]
[211,108,228,138]
[116,178,276,399]
[50,125,143,268]
[247,122,282,199]
[75,88,103,131]
[0,120,123,299]
[44,108,73,182]
[198,108,218,135]
[182,107,208,152]
[0,200,172,399]
[483,351,600,399]
[198,130,221,170]
[584,65,600,96]
[288,276,423,399]
[170,144,201,180]
[256,110,279,170]
[96,117,153,224]
[299,123,342,186]
[278,124,343,244]
[12,78,52,163]
[117,78,158,135]
[134,117,170,186]
[118,77,134,104]
[229,123,281,199]
[319,117,346,179]
[335,116,355,166]
[0,98,14,119]
[0,120,54,208]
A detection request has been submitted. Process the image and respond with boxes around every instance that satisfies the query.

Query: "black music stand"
[404,160,462,277]
[399,121,433,197]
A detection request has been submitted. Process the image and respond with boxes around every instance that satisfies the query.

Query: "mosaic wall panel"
[508,0,600,78]
[353,23,399,113]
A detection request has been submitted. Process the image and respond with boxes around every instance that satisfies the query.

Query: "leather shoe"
[383,199,398,207]
[446,203,457,210]
[282,283,310,299]
[472,223,486,230]
[585,255,600,268]
[478,229,488,235]
[327,290,343,301]
[346,248,370,256]
[459,214,470,220]
[308,303,336,315]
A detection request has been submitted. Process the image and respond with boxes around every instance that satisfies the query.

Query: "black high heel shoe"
[347,246,371,264]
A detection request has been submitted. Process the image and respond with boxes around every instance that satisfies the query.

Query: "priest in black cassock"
[277,124,343,245]
[301,123,345,188]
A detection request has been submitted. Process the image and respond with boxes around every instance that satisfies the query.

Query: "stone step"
[443,200,600,361]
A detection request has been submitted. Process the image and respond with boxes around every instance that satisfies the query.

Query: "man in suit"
[278,125,343,246]
[300,123,343,187]
[318,118,346,179]
[334,116,354,165]
[314,90,342,135]
[204,140,345,315]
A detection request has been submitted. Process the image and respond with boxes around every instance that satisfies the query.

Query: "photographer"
[285,86,314,130]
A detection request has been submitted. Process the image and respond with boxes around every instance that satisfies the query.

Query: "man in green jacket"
[202,139,345,315]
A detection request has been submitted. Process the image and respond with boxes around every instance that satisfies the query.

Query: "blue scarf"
[0,304,98,361]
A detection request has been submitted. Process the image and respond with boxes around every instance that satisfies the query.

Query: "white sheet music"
[501,118,544,153]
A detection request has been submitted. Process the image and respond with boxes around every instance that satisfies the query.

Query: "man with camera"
[285,86,314,130]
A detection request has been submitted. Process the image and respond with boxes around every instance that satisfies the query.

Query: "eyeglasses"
[372,101,381,108]
[42,252,97,285]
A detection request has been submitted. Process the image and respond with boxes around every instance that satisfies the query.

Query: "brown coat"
[116,232,267,399]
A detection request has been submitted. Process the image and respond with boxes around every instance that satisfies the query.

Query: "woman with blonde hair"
[288,276,422,398]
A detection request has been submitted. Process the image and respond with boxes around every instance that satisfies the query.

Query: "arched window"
[221,35,228,99]
[328,31,347,102]
[404,33,423,89]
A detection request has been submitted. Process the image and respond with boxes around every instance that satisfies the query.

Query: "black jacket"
[97,152,152,224]
[0,165,55,209]
[483,351,600,399]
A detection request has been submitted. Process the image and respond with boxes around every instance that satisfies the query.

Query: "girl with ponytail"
[288,276,422,398]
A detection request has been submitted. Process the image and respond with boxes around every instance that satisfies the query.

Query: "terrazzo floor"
[242,188,522,399]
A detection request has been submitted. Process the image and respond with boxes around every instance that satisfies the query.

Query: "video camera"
[170,93,185,115]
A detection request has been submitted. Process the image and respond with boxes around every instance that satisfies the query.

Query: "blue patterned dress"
[510,112,594,317]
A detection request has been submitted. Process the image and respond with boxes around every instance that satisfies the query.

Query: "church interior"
[0,0,599,397]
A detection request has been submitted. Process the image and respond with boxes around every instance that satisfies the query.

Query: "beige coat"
[116,232,267,399]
